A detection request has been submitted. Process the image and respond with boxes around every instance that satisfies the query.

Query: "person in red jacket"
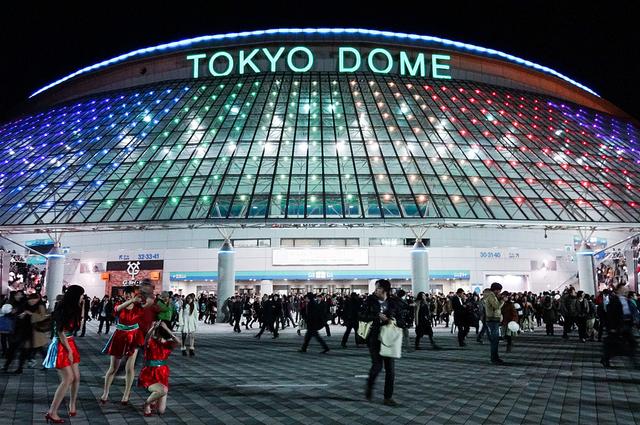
[138,321,179,416]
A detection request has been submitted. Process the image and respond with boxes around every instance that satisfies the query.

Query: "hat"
[490,282,503,291]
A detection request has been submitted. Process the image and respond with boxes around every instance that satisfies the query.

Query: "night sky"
[1,2,639,122]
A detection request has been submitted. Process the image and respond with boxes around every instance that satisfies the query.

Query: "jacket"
[482,290,503,322]
[178,304,198,333]
[359,294,399,344]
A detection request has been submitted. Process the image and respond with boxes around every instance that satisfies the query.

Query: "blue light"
[29,28,599,98]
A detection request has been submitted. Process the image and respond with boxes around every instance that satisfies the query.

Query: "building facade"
[1,29,638,297]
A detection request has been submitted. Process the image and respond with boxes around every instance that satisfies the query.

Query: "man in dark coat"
[299,293,330,353]
[341,292,364,348]
[360,279,400,406]
[451,288,470,347]
[255,295,279,339]
[601,283,639,368]
[231,295,243,333]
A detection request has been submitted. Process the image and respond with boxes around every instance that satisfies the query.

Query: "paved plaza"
[1,321,639,424]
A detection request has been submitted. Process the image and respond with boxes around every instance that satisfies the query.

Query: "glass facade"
[0,73,638,226]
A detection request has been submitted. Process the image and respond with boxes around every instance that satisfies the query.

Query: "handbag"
[357,320,372,340]
[0,316,15,334]
[379,320,403,358]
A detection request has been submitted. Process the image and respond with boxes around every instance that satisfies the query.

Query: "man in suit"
[451,288,470,347]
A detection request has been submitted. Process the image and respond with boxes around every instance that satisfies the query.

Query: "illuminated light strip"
[29,28,599,99]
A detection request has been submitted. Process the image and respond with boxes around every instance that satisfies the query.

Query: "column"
[260,279,273,295]
[576,241,596,293]
[411,240,430,294]
[45,246,65,312]
[216,240,235,323]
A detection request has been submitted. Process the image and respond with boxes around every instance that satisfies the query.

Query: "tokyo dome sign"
[187,46,452,79]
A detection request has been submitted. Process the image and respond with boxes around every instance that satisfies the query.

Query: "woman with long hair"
[100,286,151,405]
[178,293,198,356]
[138,321,179,416]
[414,292,440,350]
[44,285,85,423]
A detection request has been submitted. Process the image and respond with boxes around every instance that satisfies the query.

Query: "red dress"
[137,338,172,389]
[55,330,80,369]
[43,325,80,369]
[103,303,144,357]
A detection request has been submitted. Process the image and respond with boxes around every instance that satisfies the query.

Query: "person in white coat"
[178,294,198,356]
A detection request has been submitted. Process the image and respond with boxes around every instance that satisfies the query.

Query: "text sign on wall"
[187,46,452,79]
[273,248,369,266]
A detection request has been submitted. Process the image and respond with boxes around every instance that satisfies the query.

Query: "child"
[138,321,179,416]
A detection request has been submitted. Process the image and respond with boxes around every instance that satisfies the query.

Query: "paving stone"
[1,322,640,424]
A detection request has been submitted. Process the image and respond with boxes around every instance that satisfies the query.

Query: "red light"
[604,200,612,206]
[581,181,589,188]
[537,162,544,167]
[630,202,637,208]
[514,197,524,204]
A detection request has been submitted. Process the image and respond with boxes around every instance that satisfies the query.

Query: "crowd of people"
[1,275,639,418]
[0,246,46,294]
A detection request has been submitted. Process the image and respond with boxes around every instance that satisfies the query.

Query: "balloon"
[1,304,12,315]
[554,294,561,300]
[507,321,520,333]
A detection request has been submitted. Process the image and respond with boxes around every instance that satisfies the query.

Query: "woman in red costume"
[138,321,179,416]
[100,286,152,404]
[44,285,85,424]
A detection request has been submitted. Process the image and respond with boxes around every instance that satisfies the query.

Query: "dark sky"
[1,2,639,121]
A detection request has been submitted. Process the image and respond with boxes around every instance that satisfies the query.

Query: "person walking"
[97,295,114,335]
[482,282,504,365]
[341,292,363,348]
[361,279,399,406]
[298,293,330,354]
[178,294,198,356]
[414,292,440,350]
[451,288,470,347]
[601,283,639,368]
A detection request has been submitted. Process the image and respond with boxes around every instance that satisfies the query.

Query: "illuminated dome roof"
[0,29,638,231]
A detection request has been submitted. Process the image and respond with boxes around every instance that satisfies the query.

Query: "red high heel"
[99,397,108,405]
[143,402,153,417]
[68,410,77,417]
[45,413,65,423]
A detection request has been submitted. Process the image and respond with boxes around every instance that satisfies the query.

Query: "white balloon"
[1,304,12,315]
[508,321,520,333]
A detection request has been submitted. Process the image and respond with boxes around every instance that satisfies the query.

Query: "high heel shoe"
[99,397,108,405]
[120,400,129,406]
[143,402,153,417]
[68,410,77,417]
[45,413,65,423]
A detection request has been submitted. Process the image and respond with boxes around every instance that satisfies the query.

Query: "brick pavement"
[1,321,639,424]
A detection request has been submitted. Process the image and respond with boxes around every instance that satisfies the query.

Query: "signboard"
[105,260,164,296]
[188,46,452,79]
[272,248,369,266]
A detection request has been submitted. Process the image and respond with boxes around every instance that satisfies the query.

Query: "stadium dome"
[1,28,639,232]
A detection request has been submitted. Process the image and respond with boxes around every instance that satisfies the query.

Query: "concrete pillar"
[576,242,596,294]
[411,240,430,295]
[161,273,171,292]
[45,246,65,312]
[260,279,273,295]
[216,240,235,323]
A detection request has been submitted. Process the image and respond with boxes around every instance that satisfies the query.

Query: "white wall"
[9,226,631,296]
